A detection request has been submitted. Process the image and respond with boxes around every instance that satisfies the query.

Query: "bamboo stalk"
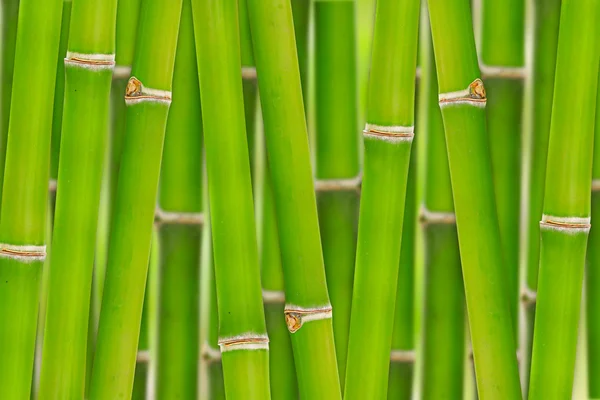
[38,0,118,395]
[291,0,309,105]
[192,0,270,397]
[481,0,524,335]
[156,0,202,396]
[246,0,341,397]
[344,0,419,397]
[520,0,561,392]
[0,0,19,207]
[418,12,465,399]
[88,0,183,396]
[528,0,600,397]
[314,0,360,389]
[427,0,522,397]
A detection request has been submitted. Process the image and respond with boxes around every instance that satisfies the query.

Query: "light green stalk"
[418,12,465,399]
[481,0,524,334]
[427,0,522,397]
[528,0,600,398]
[344,0,419,398]
[291,0,309,105]
[88,0,183,396]
[521,0,561,392]
[192,0,270,398]
[314,0,360,388]
[0,0,63,396]
[246,0,341,397]
[156,0,202,397]
[38,0,118,396]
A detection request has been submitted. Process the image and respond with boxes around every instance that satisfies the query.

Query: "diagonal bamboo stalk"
[344,0,420,397]
[88,0,183,396]
[528,0,600,398]
[427,0,522,397]
[192,0,271,397]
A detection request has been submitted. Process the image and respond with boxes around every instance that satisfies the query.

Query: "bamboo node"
[419,205,456,225]
[154,207,204,225]
[201,342,222,363]
[521,286,537,306]
[439,78,487,108]
[113,65,132,80]
[284,304,333,333]
[390,349,415,363]
[540,214,591,233]
[218,333,269,353]
[136,350,150,363]
[64,51,115,71]
[124,76,172,106]
[592,179,600,192]
[479,63,527,80]
[262,289,285,304]
[49,179,57,193]
[314,174,362,192]
[241,66,257,80]
[0,243,46,262]
[363,123,414,143]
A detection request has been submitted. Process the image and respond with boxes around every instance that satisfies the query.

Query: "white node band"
[154,208,204,225]
[64,52,115,71]
[479,64,527,79]
[218,333,269,353]
[540,214,591,233]
[314,174,362,192]
[113,65,132,79]
[363,123,414,143]
[419,206,456,225]
[390,350,415,363]
[284,304,333,333]
[262,289,286,304]
[125,77,171,106]
[241,66,257,80]
[439,79,487,109]
[0,243,46,262]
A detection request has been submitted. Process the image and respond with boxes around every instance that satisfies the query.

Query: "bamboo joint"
[540,214,591,233]
[363,123,414,143]
[0,243,46,262]
[284,304,333,333]
[64,51,115,71]
[218,333,269,353]
[439,78,486,108]
[124,76,172,106]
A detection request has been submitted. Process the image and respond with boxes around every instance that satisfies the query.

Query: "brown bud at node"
[126,77,142,97]
[469,78,486,99]
[285,312,302,333]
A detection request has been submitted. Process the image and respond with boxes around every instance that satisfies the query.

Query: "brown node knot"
[439,78,487,108]
[124,76,172,105]
[284,304,333,333]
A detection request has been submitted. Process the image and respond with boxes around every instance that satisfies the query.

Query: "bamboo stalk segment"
[528,0,600,398]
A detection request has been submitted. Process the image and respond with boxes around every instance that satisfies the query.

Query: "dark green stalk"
[520,0,561,392]
[427,0,522,397]
[246,0,341,397]
[314,0,359,389]
[156,0,202,396]
[528,0,600,398]
[418,13,465,399]
[291,0,309,105]
[193,0,270,397]
[88,0,183,396]
[0,0,63,396]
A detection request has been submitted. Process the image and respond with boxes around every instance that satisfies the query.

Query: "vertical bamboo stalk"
[427,0,522,397]
[528,0,600,398]
[418,11,465,399]
[520,0,561,392]
[344,0,419,397]
[192,0,271,398]
[481,0,525,335]
[291,0,309,105]
[38,0,118,395]
[88,0,183,396]
[156,0,203,396]
[314,0,360,389]
[246,0,341,397]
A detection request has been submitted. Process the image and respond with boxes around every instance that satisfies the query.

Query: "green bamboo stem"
[88,0,182,396]
[418,14,465,399]
[521,0,561,392]
[156,0,202,396]
[314,0,359,389]
[246,0,341,397]
[291,0,309,107]
[588,80,600,400]
[0,0,19,207]
[528,0,600,398]
[192,0,270,398]
[480,0,524,335]
[0,0,63,395]
[427,0,521,397]
[344,0,419,397]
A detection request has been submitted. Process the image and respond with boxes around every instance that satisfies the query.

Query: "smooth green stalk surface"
[481,0,524,331]
[418,18,464,399]
[193,0,270,398]
[427,0,522,397]
[291,0,309,104]
[246,0,341,397]
[0,0,19,206]
[88,0,182,396]
[521,0,560,392]
[314,0,359,388]
[345,0,419,398]
[528,0,600,398]
[156,0,202,396]
[0,0,62,395]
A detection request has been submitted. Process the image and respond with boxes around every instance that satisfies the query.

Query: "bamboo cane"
[520,0,561,392]
[192,0,270,397]
[418,12,465,399]
[88,0,183,396]
[38,0,118,395]
[246,0,342,397]
[344,0,419,397]
[480,0,525,335]
[314,0,360,389]
[528,0,600,397]
[291,0,309,105]
[427,0,522,397]
[156,0,203,396]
